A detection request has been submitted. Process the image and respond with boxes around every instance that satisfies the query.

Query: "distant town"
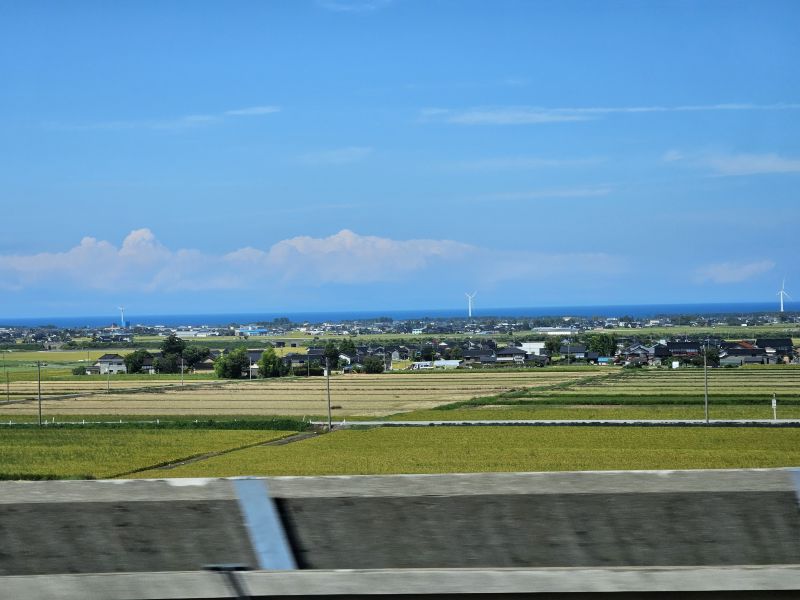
[1,310,798,376]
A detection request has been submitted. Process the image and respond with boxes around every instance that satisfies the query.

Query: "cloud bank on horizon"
[0,228,785,316]
[0,229,627,293]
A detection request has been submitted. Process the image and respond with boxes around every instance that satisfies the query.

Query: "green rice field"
[0,429,295,480]
[132,426,800,478]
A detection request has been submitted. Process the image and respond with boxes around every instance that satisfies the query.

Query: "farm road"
[319,418,800,428]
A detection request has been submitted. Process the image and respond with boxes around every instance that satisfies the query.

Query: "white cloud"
[224,230,473,285]
[704,153,800,176]
[224,105,281,116]
[695,260,775,284]
[480,186,612,200]
[0,229,627,293]
[450,156,603,171]
[663,150,800,176]
[422,103,800,125]
[46,105,280,132]
[299,146,374,165]
[662,149,685,162]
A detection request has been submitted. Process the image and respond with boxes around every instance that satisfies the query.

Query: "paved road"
[314,419,800,427]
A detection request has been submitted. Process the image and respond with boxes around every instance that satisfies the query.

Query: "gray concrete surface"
[0,477,237,504]
[277,491,800,569]
[264,468,799,498]
[0,470,799,597]
[4,566,800,599]
[0,500,256,575]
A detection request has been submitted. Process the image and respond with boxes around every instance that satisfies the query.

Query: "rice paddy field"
[0,371,606,417]
[2,366,799,481]
[131,426,800,478]
[0,366,798,419]
[0,429,296,480]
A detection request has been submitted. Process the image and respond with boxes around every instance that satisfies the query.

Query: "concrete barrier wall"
[0,469,799,598]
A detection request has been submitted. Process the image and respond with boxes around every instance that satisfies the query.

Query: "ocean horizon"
[0,301,796,328]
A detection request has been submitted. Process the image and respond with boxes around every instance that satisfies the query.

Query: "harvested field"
[532,367,800,398]
[393,404,800,421]
[0,371,607,417]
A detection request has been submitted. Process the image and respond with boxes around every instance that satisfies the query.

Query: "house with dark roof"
[282,353,311,368]
[247,350,265,365]
[94,353,127,375]
[462,349,493,365]
[524,354,549,367]
[496,346,527,364]
[666,341,700,356]
[755,338,794,357]
[193,357,216,372]
[560,344,587,359]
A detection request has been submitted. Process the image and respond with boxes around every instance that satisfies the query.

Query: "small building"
[560,344,587,359]
[755,338,794,358]
[95,354,127,375]
[193,357,216,372]
[520,342,546,356]
[666,341,700,356]
[496,346,527,364]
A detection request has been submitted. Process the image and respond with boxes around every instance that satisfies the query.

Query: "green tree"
[124,348,152,374]
[699,346,720,367]
[447,346,463,360]
[323,341,340,370]
[160,334,187,356]
[215,347,249,379]
[544,338,561,356]
[154,353,179,374]
[339,338,357,356]
[363,355,385,374]
[182,346,211,369]
[258,347,285,378]
[586,334,617,356]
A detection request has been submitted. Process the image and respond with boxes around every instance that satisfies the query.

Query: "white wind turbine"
[118,306,125,328]
[465,292,477,318]
[778,279,791,313]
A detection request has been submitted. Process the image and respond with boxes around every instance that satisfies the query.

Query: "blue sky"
[1,0,798,317]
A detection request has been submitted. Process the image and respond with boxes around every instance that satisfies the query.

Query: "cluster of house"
[85,337,797,375]
[619,338,796,366]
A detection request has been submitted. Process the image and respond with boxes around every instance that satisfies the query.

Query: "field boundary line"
[109,431,308,478]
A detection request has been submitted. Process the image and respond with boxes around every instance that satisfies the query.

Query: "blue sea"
[1,302,796,328]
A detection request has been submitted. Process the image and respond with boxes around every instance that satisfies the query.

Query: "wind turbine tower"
[118,306,126,329]
[465,292,477,319]
[778,279,791,313]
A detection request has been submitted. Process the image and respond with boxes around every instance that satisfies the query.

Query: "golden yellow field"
[1,371,604,417]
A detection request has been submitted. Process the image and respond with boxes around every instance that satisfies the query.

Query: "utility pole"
[325,357,332,432]
[2,351,8,404]
[107,366,111,393]
[181,358,185,387]
[37,361,42,427]
[703,341,709,424]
